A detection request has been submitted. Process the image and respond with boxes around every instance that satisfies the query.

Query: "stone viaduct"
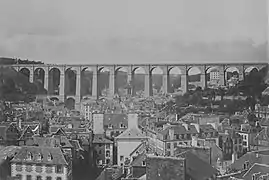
[1,62,267,108]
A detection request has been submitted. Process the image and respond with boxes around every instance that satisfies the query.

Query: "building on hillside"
[92,134,113,167]
[115,113,148,166]
[0,146,22,180]
[229,149,269,173]
[10,146,72,180]
[157,123,199,156]
[0,123,21,146]
[254,104,269,119]
[92,113,128,139]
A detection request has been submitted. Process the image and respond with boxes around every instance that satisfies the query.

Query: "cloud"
[0,0,267,64]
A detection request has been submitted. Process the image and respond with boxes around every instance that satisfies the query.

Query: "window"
[142,161,146,166]
[108,124,113,129]
[56,178,62,180]
[16,174,22,180]
[120,123,124,128]
[26,175,32,180]
[55,165,63,173]
[37,153,42,161]
[167,143,171,149]
[105,144,110,149]
[106,150,110,157]
[120,156,124,161]
[106,159,110,164]
[36,176,42,180]
[243,141,247,146]
[27,152,32,160]
[46,177,52,180]
[47,154,52,161]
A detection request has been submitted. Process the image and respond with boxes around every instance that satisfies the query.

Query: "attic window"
[47,153,52,161]
[120,123,124,128]
[27,152,32,160]
[142,161,146,166]
[37,153,42,161]
[108,124,113,129]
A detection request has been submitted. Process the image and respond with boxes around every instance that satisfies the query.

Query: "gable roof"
[177,150,218,180]
[103,113,128,129]
[18,126,34,140]
[92,134,113,144]
[11,146,68,165]
[115,127,148,140]
[242,163,269,180]
[230,149,269,171]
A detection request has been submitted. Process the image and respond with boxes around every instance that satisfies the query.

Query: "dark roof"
[18,126,34,140]
[178,150,218,180]
[230,149,269,171]
[200,124,217,133]
[0,146,21,161]
[93,134,113,144]
[69,140,84,151]
[116,127,148,140]
[103,113,128,129]
[160,124,198,136]
[0,125,7,140]
[242,163,269,180]
[11,146,68,165]
[131,153,147,167]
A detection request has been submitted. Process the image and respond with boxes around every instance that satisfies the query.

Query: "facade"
[157,123,199,156]
[115,114,148,166]
[254,104,269,119]
[10,146,72,180]
[92,134,114,166]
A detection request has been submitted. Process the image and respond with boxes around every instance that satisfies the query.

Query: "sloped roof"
[242,163,269,180]
[103,113,128,129]
[159,124,198,136]
[93,134,113,144]
[230,149,269,170]
[200,124,217,133]
[115,127,148,140]
[11,146,68,165]
[177,150,218,180]
[0,146,21,160]
[18,126,34,140]
[131,153,147,167]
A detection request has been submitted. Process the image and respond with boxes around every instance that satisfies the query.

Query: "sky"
[0,0,267,65]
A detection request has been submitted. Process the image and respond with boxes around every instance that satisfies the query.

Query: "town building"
[10,146,72,180]
[92,134,113,167]
[115,113,148,166]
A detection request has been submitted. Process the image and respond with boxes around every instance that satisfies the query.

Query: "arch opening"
[132,67,145,97]
[65,98,75,110]
[168,67,182,93]
[19,68,30,81]
[81,67,93,97]
[225,67,239,87]
[115,67,128,97]
[65,68,77,96]
[48,68,60,95]
[187,67,201,91]
[34,68,46,94]
[206,67,220,89]
[150,67,163,96]
[98,67,110,97]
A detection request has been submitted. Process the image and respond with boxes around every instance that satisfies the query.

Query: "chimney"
[92,113,104,134]
[191,136,198,147]
[190,123,200,133]
[163,123,171,130]
[168,128,174,140]
[182,123,189,131]
[127,113,138,129]
[231,152,237,163]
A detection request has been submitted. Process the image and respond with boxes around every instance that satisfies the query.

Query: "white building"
[10,146,72,180]
[210,70,220,81]
[115,113,148,166]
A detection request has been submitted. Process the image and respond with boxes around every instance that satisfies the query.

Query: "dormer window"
[37,153,42,161]
[108,124,113,129]
[47,153,52,161]
[27,152,32,160]
[142,161,146,166]
[120,123,124,128]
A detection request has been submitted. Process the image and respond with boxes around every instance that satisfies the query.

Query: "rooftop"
[11,146,68,165]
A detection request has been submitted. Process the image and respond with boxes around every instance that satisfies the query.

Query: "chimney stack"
[128,113,138,129]
[92,113,104,134]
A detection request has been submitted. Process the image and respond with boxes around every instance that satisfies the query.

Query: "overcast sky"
[0,0,267,64]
